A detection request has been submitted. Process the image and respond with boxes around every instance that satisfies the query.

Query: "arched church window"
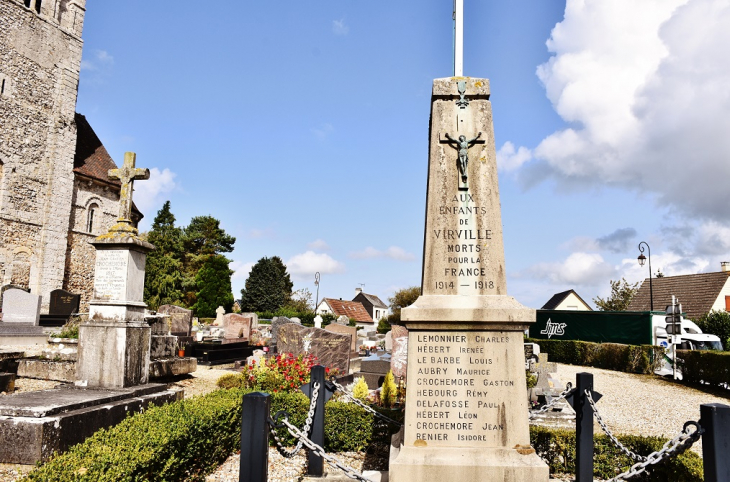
[87,203,99,234]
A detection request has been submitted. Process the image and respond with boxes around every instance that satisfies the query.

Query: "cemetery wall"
[0,0,89,309]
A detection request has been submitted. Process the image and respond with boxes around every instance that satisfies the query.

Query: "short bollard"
[700,403,730,482]
[307,365,326,477]
[573,373,595,482]
[240,392,270,482]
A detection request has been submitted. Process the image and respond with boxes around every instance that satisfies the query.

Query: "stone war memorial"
[388,75,548,479]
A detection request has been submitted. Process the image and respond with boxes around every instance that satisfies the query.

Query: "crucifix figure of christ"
[107,152,150,235]
[443,132,482,187]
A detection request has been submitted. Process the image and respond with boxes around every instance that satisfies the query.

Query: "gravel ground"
[1,355,728,482]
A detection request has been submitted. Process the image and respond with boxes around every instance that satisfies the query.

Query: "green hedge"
[530,426,703,481]
[677,349,730,387]
[527,338,662,374]
[22,389,386,482]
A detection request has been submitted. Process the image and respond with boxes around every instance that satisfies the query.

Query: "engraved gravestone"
[389,78,547,481]
[390,325,409,380]
[276,324,350,374]
[49,289,80,317]
[223,313,252,341]
[157,305,193,336]
[1,289,41,324]
[270,316,294,345]
[325,323,358,353]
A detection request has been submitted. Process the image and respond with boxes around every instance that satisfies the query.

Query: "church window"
[23,0,42,13]
[87,203,98,234]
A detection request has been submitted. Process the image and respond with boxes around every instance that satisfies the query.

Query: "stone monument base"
[390,446,549,481]
[0,383,181,464]
[76,321,151,388]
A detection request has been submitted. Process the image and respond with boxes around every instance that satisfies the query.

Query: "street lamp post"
[314,272,320,313]
[637,242,654,311]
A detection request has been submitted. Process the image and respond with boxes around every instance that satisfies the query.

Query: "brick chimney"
[355,287,362,297]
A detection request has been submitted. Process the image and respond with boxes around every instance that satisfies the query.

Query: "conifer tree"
[380,370,397,408]
[239,256,293,312]
[144,201,184,310]
[192,254,234,317]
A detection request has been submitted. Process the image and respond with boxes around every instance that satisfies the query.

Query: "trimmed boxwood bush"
[677,349,730,387]
[530,426,704,481]
[527,338,662,374]
[22,388,381,482]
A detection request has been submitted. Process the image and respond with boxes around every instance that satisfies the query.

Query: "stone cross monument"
[388,79,548,481]
[76,152,155,388]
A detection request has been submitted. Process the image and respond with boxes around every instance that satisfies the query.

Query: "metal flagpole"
[453,0,463,76]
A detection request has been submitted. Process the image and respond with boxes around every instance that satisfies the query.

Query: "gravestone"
[214,306,225,326]
[390,325,409,380]
[223,313,252,341]
[354,353,391,388]
[389,78,547,481]
[157,305,193,336]
[314,315,323,329]
[325,323,358,353]
[49,289,80,317]
[1,289,41,324]
[0,285,28,311]
[336,315,349,325]
[276,324,350,374]
[270,316,294,345]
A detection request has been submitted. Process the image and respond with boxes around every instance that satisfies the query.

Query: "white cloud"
[525,252,617,286]
[311,123,334,139]
[332,18,349,36]
[230,261,255,281]
[515,0,730,222]
[307,239,330,251]
[496,142,532,172]
[349,246,416,262]
[80,49,114,71]
[287,251,345,279]
[132,167,177,217]
[246,227,275,239]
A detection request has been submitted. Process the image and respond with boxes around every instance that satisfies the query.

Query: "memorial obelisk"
[388,3,549,480]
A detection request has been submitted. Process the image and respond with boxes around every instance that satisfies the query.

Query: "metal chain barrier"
[528,382,573,419]
[268,381,320,458]
[606,420,703,481]
[330,378,404,427]
[585,389,646,463]
[272,412,374,482]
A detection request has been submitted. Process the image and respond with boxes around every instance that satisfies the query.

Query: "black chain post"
[575,373,594,482]
[307,365,326,477]
[701,403,730,482]
[239,392,270,482]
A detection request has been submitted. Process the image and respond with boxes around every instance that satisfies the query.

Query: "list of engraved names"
[94,251,128,300]
[410,332,518,446]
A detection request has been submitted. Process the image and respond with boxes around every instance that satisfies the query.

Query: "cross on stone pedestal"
[107,152,150,236]
[439,131,485,191]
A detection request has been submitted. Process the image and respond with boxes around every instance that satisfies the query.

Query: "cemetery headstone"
[276,324,350,374]
[223,313,252,341]
[0,285,28,311]
[157,305,193,336]
[325,323,358,353]
[1,289,42,324]
[354,352,391,388]
[389,78,548,481]
[313,315,323,329]
[336,315,349,325]
[270,316,294,345]
[290,317,301,324]
[49,289,80,317]
[384,330,393,352]
[390,325,409,380]
[214,306,225,326]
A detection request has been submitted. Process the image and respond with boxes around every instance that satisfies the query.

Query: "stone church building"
[0,0,142,313]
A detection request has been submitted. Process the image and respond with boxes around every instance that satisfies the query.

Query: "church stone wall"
[0,0,86,310]
[64,178,120,312]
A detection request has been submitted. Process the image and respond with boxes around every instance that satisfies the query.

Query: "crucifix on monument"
[107,152,150,236]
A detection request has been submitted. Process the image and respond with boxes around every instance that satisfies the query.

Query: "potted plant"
[177,340,186,358]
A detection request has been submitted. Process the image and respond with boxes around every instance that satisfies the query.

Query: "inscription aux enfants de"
[410,333,517,443]
[431,193,495,292]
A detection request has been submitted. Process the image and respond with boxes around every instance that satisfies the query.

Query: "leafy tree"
[192,254,234,317]
[592,278,640,311]
[693,310,730,351]
[143,201,184,310]
[181,215,236,308]
[240,256,293,312]
[284,288,313,313]
[386,286,421,324]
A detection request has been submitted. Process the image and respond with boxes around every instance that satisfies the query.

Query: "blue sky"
[77,1,730,311]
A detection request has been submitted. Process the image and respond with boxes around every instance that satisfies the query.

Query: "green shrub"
[377,318,391,334]
[693,310,730,351]
[216,373,244,389]
[525,370,537,389]
[527,339,662,374]
[352,377,369,400]
[380,371,397,408]
[530,426,704,481]
[676,349,730,387]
